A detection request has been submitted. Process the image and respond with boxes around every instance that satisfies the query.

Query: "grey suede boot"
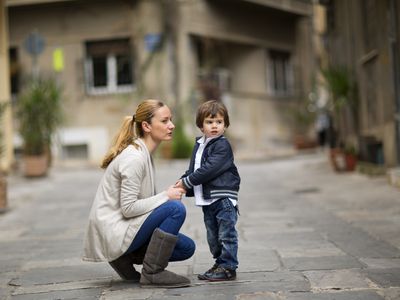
[109,254,141,281]
[140,228,191,288]
[109,244,148,281]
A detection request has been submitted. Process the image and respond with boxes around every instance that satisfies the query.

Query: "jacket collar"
[196,134,224,145]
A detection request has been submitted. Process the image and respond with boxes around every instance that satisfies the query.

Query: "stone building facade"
[5,0,314,164]
[322,0,400,167]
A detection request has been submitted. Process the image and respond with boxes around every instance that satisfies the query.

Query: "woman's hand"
[166,185,186,200]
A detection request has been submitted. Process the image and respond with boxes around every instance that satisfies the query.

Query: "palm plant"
[321,66,355,110]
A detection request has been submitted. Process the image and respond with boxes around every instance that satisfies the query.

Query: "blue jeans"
[202,198,238,270]
[126,200,195,262]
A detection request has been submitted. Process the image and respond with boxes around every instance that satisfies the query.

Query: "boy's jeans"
[202,197,238,270]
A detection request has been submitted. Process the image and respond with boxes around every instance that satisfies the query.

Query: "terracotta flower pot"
[330,148,346,172]
[345,153,357,171]
[23,154,48,177]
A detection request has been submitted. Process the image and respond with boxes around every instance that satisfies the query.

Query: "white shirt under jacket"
[82,139,169,262]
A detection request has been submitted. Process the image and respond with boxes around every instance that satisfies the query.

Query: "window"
[267,50,293,96]
[85,38,134,95]
[9,47,20,96]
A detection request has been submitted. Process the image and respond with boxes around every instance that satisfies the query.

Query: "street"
[1,153,400,300]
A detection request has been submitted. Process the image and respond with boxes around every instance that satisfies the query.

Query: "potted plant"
[0,102,8,211]
[328,141,346,172]
[288,100,317,150]
[322,66,357,171]
[16,77,63,177]
[344,143,358,171]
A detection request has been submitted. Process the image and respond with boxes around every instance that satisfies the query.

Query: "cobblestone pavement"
[1,153,400,300]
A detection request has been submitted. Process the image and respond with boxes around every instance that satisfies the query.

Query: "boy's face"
[201,113,225,138]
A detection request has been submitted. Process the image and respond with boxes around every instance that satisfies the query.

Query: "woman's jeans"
[202,197,238,270]
[126,200,195,262]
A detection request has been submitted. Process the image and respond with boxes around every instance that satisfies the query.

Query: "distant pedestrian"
[82,99,195,288]
[175,100,241,281]
[315,110,330,148]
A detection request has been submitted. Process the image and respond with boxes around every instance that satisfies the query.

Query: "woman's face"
[146,105,175,142]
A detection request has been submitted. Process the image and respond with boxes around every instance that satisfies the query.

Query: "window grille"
[267,49,294,97]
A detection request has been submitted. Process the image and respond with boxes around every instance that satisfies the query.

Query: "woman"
[82,99,195,288]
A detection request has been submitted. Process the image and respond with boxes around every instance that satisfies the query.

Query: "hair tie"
[132,114,136,122]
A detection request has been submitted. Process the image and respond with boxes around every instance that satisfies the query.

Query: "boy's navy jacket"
[181,135,241,201]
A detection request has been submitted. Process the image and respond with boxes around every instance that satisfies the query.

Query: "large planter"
[330,148,358,172]
[345,153,357,171]
[17,78,63,177]
[23,154,48,177]
[330,148,346,172]
[293,134,317,150]
[0,174,7,212]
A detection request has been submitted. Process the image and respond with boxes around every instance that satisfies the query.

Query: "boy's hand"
[174,179,185,190]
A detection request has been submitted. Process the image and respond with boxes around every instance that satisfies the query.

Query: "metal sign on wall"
[24,31,45,56]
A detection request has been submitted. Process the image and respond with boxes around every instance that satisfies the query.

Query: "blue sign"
[144,34,162,52]
[24,31,45,56]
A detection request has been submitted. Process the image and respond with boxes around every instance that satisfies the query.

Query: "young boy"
[176,100,240,281]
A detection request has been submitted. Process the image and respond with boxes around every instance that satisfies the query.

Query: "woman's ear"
[142,121,152,133]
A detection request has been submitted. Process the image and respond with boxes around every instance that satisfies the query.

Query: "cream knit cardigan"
[82,139,169,262]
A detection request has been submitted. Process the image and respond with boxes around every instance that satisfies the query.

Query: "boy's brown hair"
[196,100,230,129]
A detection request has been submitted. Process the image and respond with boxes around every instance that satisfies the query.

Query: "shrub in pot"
[16,77,63,177]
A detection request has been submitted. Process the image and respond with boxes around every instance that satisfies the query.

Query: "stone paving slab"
[11,278,113,297]
[10,287,102,300]
[285,290,384,300]
[378,287,400,300]
[9,265,114,286]
[282,255,364,271]
[366,268,400,288]
[303,269,374,290]
[360,258,400,269]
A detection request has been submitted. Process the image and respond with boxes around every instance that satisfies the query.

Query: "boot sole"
[140,283,191,288]
[206,277,236,282]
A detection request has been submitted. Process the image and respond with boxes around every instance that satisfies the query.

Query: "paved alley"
[1,153,400,300]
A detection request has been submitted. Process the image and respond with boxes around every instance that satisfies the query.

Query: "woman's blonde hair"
[100,99,165,168]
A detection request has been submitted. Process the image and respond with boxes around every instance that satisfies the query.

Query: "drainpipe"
[389,0,400,165]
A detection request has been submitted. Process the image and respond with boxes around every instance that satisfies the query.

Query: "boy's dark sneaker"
[197,263,219,280]
[204,266,236,281]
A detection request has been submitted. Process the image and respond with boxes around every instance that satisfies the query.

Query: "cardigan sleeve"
[119,154,168,218]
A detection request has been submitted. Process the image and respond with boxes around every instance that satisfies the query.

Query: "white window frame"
[266,49,294,97]
[84,42,134,95]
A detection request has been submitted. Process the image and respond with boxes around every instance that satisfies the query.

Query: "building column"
[0,0,14,172]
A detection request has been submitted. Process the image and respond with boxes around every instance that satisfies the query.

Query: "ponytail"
[100,116,137,169]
